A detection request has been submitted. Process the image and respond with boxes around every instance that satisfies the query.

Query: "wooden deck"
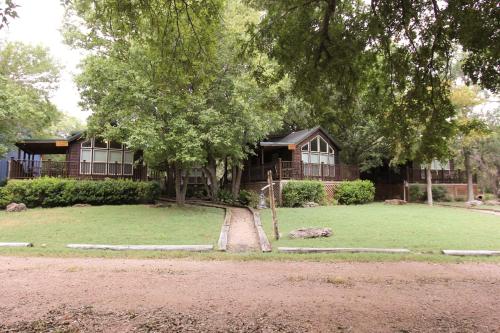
[242,159,359,182]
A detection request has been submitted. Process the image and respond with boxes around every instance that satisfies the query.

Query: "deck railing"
[407,168,476,184]
[7,159,149,181]
[243,159,359,182]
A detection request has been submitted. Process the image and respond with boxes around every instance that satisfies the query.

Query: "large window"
[300,136,336,177]
[79,138,135,176]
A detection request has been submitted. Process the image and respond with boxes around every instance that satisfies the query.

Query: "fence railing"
[7,159,149,181]
[243,159,359,182]
[407,168,476,184]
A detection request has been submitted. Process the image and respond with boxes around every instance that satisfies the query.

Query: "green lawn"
[0,205,223,256]
[260,203,500,254]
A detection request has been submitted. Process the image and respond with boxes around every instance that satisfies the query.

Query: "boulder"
[465,200,483,207]
[301,202,319,208]
[6,203,27,212]
[73,203,91,207]
[289,227,332,239]
[384,199,407,205]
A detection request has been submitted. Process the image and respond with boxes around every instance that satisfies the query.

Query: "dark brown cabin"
[242,126,359,182]
[7,132,150,180]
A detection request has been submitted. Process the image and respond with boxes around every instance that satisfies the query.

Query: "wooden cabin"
[241,127,359,203]
[7,133,151,180]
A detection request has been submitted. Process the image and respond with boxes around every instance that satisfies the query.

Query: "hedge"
[334,180,375,205]
[0,178,160,208]
[282,180,326,207]
[409,184,450,202]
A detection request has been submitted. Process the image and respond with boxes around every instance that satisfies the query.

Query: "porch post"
[8,157,14,179]
[277,158,282,180]
[320,162,324,180]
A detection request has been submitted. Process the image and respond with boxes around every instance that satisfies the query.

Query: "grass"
[260,203,500,257]
[1,203,499,263]
[0,205,223,256]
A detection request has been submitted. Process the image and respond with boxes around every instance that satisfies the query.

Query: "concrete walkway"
[227,207,260,252]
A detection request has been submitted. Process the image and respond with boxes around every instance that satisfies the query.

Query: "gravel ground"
[0,256,499,332]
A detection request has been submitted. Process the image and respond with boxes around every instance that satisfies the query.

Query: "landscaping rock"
[484,200,500,206]
[465,200,483,207]
[289,227,332,239]
[384,199,407,205]
[73,204,91,207]
[301,202,319,208]
[6,203,27,212]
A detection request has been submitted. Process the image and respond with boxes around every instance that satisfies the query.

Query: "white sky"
[0,0,90,122]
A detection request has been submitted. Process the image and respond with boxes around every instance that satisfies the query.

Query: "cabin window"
[300,135,336,177]
[420,159,451,171]
[79,138,135,176]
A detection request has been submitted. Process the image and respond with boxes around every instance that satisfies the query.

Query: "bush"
[410,184,450,202]
[216,189,237,205]
[0,177,160,208]
[422,185,450,202]
[282,181,326,207]
[334,180,375,205]
[238,190,260,208]
[409,185,424,202]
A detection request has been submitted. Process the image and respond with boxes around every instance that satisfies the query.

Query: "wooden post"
[320,162,324,180]
[277,158,282,180]
[267,170,279,240]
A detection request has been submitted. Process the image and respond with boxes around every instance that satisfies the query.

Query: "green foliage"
[0,178,160,208]
[282,181,326,207]
[335,180,375,205]
[409,185,425,202]
[238,190,259,208]
[410,184,450,202]
[0,41,62,157]
[216,189,237,205]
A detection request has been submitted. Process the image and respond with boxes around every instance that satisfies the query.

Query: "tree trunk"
[203,154,219,200]
[166,164,175,197]
[174,166,187,206]
[231,164,243,197]
[426,164,433,206]
[463,149,474,201]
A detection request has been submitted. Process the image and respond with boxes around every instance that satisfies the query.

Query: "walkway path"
[227,207,260,252]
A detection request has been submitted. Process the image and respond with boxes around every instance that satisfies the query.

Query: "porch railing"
[243,159,359,182]
[7,159,149,181]
[407,168,476,184]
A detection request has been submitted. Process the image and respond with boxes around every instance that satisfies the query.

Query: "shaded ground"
[227,208,260,252]
[1,257,499,332]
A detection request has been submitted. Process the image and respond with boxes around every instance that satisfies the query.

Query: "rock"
[289,227,332,239]
[73,204,91,207]
[465,200,483,207]
[301,202,319,208]
[384,199,407,205]
[484,200,500,206]
[6,203,27,212]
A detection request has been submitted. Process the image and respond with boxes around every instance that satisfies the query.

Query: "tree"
[0,0,18,30]
[0,41,61,157]
[247,0,498,205]
[69,0,285,204]
[450,85,488,201]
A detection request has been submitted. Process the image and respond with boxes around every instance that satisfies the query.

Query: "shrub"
[216,189,237,205]
[334,180,375,205]
[282,181,326,207]
[422,185,450,202]
[409,185,424,202]
[0,177,160,208]
[238,190,259,208]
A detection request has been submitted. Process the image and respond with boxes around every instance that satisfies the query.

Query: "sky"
[0,0,90,122]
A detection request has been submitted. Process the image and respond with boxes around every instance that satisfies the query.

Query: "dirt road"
[0,256,499,332]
